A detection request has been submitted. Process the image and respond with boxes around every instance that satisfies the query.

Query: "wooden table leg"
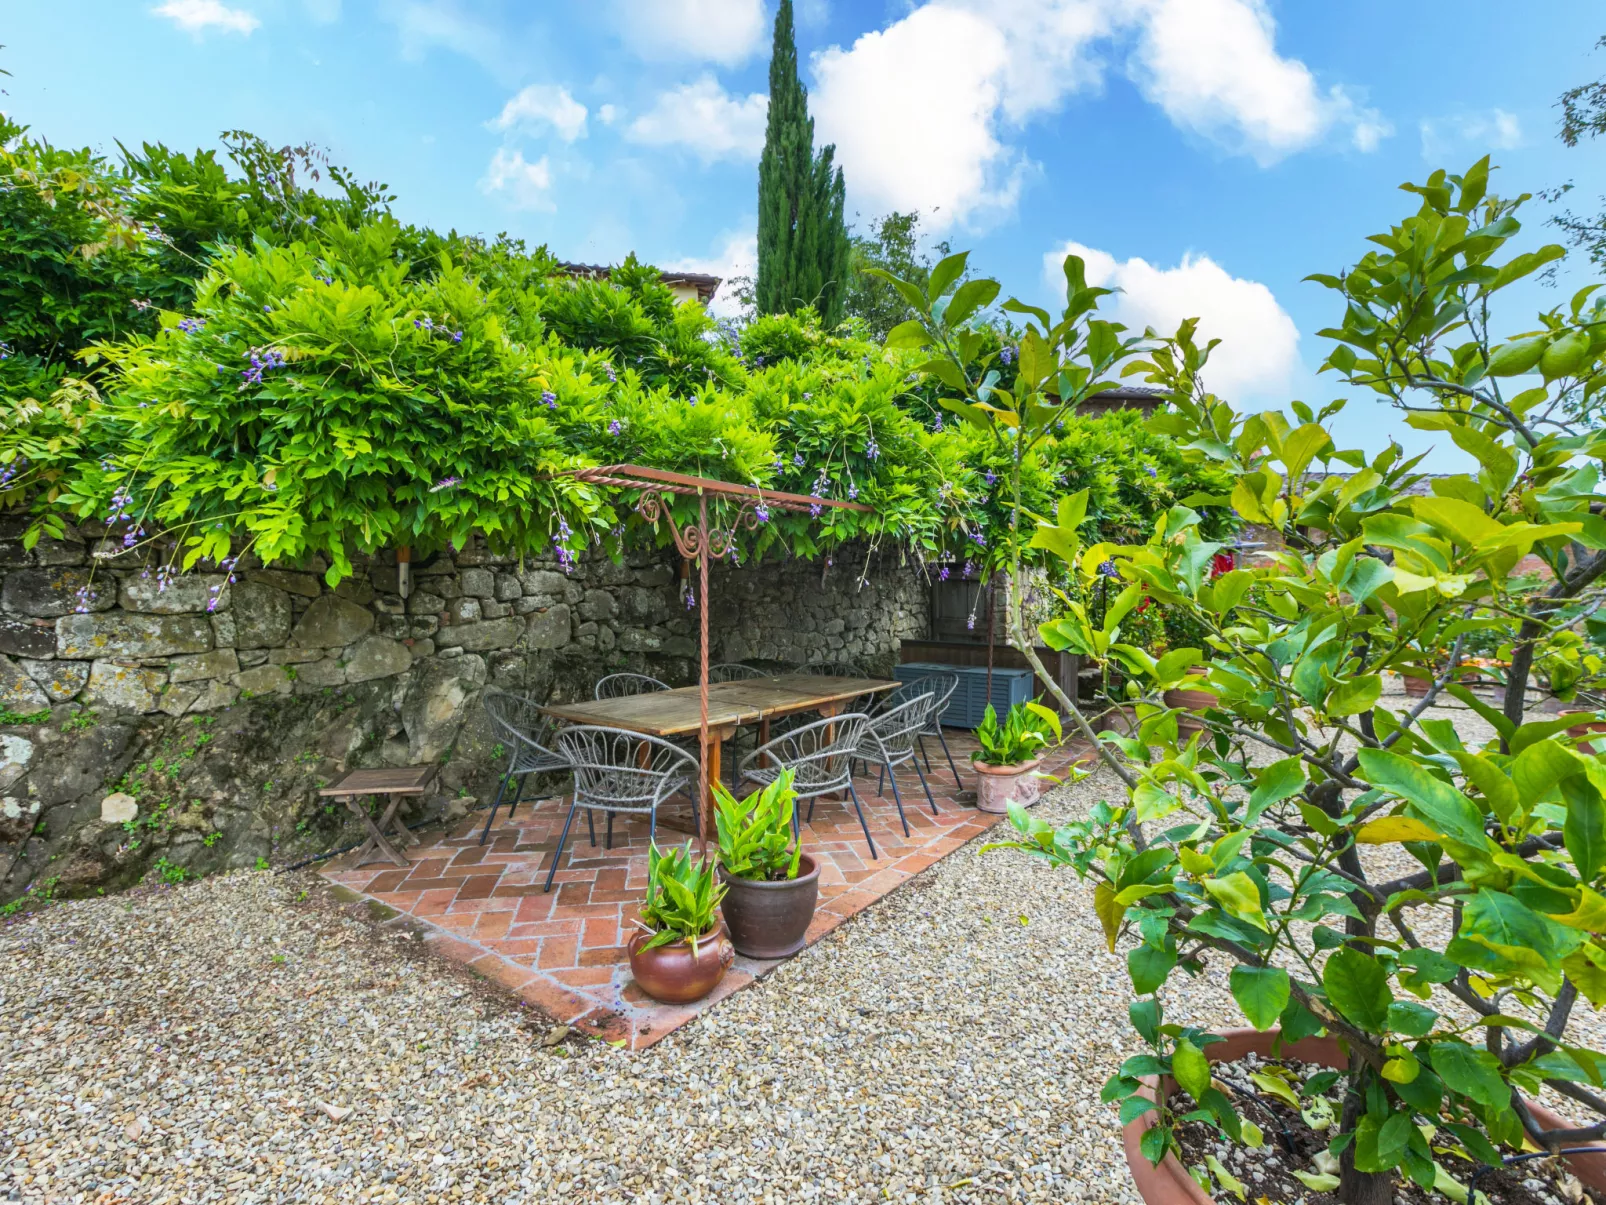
[347,794,410,868]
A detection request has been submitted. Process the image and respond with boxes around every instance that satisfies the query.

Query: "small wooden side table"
[319,766,436,868]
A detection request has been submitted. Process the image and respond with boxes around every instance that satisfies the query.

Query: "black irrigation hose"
[1468,1145,1606,1197]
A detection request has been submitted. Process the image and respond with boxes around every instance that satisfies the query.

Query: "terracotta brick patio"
[321,730,1094,1048]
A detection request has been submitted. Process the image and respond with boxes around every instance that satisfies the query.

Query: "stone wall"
[0,518,928,903]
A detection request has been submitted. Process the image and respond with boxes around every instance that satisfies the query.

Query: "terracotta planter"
[1121,1027,1606,1203]
[1095,704,1141,736]
[973,758,1042,814]
[1403,673,1432,698]
[719,853,820,959]
[627,924,735,1004]
[1562,711,1606,743]
[1163,669,1218,733]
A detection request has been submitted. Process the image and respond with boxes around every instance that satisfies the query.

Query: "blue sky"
[5,0,1604,466]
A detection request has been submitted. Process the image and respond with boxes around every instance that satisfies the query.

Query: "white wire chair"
[594,672,670,700]
[544,726,699,892]
[853,692,940,837]
[710,662,767,683]
[479,688,569,845]
[739,713,877,858]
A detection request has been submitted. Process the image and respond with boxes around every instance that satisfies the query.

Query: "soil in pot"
[1176,1051,1597,1205]
[719,853,820,960]
[627,925,734,1004]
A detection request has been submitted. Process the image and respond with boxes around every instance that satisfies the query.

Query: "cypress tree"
[755,0,850,326]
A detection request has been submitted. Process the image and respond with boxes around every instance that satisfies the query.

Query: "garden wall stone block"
[119,574,228,614]
[0,616,55,659]
[461,568,495,598]
[246,569,321,598]
[82,661,166,713]
[3,567,116,617]
[443,617,522,652]
[56,613,214,660]
[227,580,292,647]
[20,659,90,703]
[290,595,374,647]
[292,658,347,689]
[168,650,240,684]
[0,656,51,712]
[403,654,485,763]
[235,664,291,695]
[344,636,411,683]
[525,605,571,649]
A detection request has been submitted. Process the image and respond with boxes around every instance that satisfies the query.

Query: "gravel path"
[1,688,1582,1204]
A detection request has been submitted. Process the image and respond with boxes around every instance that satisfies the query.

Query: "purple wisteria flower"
[971,531,987,548]
[0,342,10,361]
[808,503,822,518]
[846,484,858,501]
[72,584,94,614]
[755,505,770,523]
[451,331,463,343]
[552,519,576,574]
[1144,464,1157,478]
[865,437,879,461]
[966,611,977,631]
[984,471,996,486]
[685,588,696,610]
[1098,559,1121,580]
[999,345,1017,366]
[177,317,206,334]
[105,487,134,525]
[542,391,558,410]
[604,364,617,384]
[792,453,805,468]
[241,348,286,385]
[962,559,974,579]
[932,414,944,432]
[938,566,950,582]
[607,419,623,436]
[430,477,461,493]
[0,456,26,488]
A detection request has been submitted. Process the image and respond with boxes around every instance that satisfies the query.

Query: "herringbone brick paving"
[322,730,1093,1048]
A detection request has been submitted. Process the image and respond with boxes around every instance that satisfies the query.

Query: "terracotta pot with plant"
[972,700,1060,814]
[627,841,734,1004]
[1161,665,1218,733]
[714,769,820,959]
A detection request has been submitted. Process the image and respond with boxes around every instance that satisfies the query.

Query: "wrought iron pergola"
[561,464,872,842]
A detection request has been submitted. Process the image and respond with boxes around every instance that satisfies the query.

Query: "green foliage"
[972,700,1060,766]
[0,707,51,726]
[1550,35,1606,275]
[149,857,190,886]
[979,161,1606,1200]
[637,841,727,953]
[713,769,802,881]
[842,211,950,343]
[755,0,850,326]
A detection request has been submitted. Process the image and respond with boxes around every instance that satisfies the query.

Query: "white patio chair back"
[740,713,868,797]
[710,662,767,683]
[556,726,698,815]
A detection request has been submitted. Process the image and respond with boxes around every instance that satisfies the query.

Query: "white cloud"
[614,0,767,66]
[1128,0,1386,166]
[386,1,506,75]
[797,0,830,28]
[665,229,757,319]
[491,85,589,142]
[479,148,555,211]
[1045,240,1300,401]
[811,0,1387,230]
[1419,109,1523,162]
[626,76,767,163]
[598,104,621,126]
[152,0,259,35]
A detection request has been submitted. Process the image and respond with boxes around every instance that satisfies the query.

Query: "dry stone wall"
[0,516,928,902]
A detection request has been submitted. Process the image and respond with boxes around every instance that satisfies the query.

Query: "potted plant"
[627,841,734,1004]
[1160,664,1217,732]
[713,769,820,959]
[972,701,1060,814]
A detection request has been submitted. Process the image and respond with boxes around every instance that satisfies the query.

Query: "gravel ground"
[0,687,1589,1204]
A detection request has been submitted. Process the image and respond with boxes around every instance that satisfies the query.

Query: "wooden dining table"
[537,673,898,797]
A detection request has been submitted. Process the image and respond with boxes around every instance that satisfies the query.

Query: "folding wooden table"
[319,766,436,868]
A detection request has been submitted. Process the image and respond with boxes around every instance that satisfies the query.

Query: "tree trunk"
[1338,1068,1394,1205]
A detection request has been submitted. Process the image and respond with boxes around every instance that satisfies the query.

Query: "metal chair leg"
[877,765,886,796]
[505,775,528,822]
[847,781,877,860]
[478,771,512,845]
[918,736,933,774]
[935,726,963,790]
[913,757,940,816]
[544,801,580,892]
[885,763,911,837]
[587,809,597,847]
[606,813,614,850]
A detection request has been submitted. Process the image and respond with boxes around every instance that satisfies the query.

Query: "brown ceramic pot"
[973,758,1042,814]
[1121,1027,1606,1203]
[627,923,735,1004]
[1561,710,1606,742]
[719,853,820,960]
[1095,704,1141,736]
[1162,669,1218,733]
[1402,673,1432,697]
